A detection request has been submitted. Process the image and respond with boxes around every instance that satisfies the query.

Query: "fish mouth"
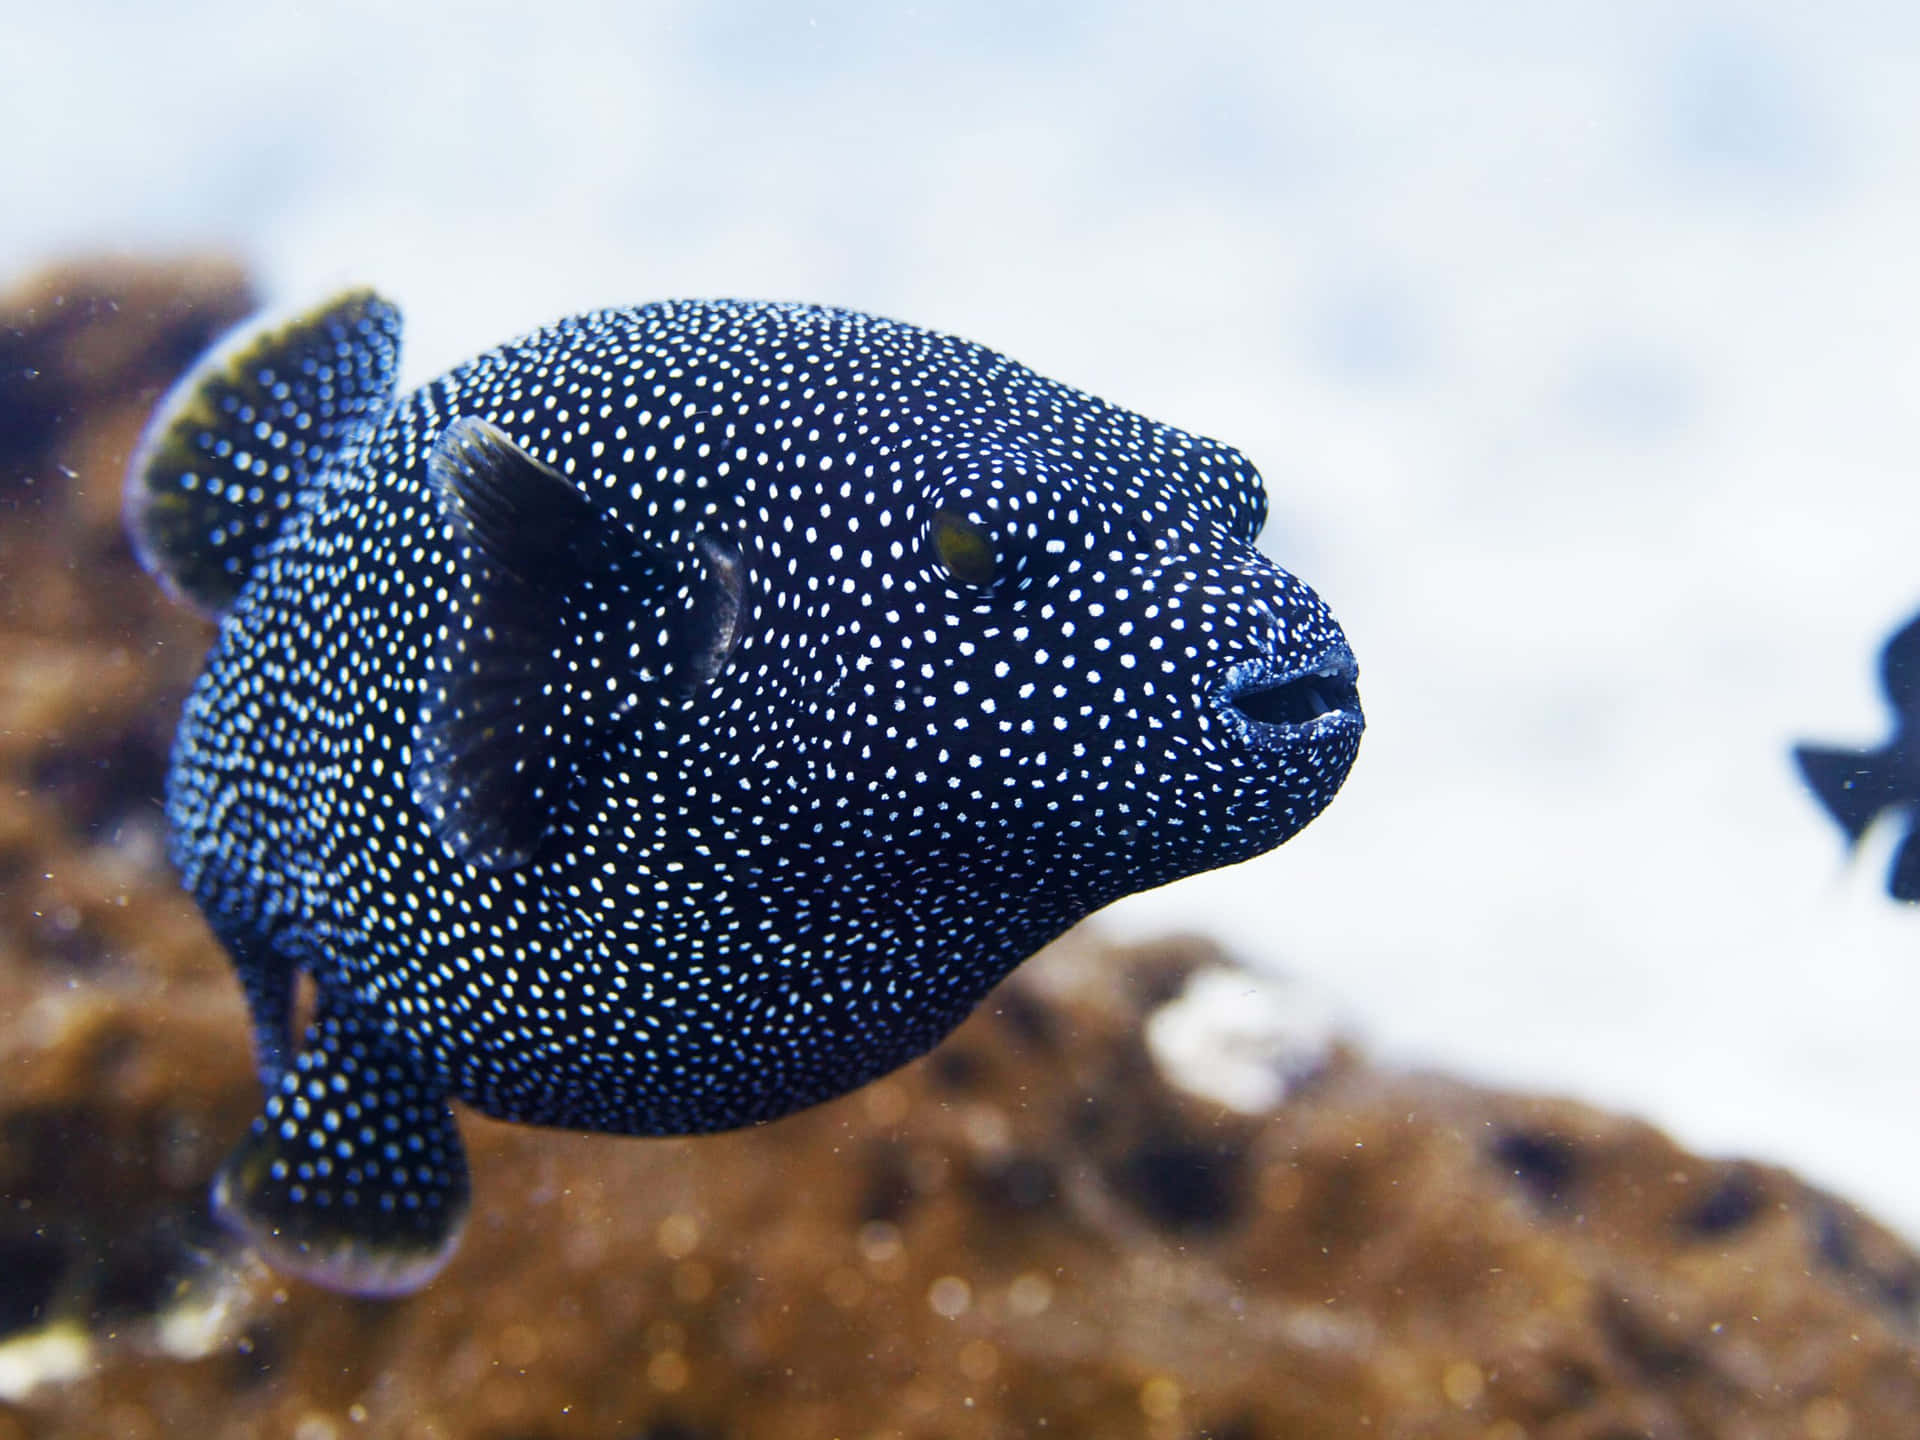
[1213,645,1363,749]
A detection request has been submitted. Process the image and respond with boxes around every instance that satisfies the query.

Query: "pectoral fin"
[411,416,747,871]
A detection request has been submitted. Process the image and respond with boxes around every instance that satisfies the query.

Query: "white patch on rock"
[0,1322,92,1402]
[1145,965,1347,1114]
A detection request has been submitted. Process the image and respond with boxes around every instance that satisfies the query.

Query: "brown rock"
[2,259,1917,1439]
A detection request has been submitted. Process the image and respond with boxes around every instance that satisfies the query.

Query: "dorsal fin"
[410,417,746,872]
[124,287,401,616]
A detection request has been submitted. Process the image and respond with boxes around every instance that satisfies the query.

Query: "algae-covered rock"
[1,260,1916,1439]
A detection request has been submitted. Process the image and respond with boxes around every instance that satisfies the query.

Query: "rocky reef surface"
[2,261,1917,1439]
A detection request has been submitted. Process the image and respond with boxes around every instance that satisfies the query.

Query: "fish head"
[788,390,1363,896]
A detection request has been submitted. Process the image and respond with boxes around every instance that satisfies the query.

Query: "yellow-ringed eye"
[933,509,996,589]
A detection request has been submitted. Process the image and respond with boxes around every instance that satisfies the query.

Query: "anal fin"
[229,932,299,1088]
[213,992,468,1298]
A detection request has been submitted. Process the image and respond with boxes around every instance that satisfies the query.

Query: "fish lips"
[1210,645,1364,752]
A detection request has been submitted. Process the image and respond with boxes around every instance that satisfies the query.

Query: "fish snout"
[1198,564,1363,754]
[1214,645,1362,750]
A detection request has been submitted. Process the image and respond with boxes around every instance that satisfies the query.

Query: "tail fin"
[124,287,400,617]
[1792,743,1891,844]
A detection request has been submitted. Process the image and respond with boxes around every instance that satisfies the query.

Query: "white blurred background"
[8,0,1920,1232]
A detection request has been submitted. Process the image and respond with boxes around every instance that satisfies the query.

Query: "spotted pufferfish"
[125,290,1364,1296]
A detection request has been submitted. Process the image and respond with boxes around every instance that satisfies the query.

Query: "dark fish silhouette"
[1794,610,1920,900]
[125,290,1365,1294]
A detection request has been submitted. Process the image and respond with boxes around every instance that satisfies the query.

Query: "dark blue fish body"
[126,291,1363,1293]
[1796,610,1920,899]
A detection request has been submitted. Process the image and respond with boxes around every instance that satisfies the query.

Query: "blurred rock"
[2,259,1917,1440]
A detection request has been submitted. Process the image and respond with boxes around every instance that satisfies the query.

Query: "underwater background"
[5,1,1920,1430]
[7,0,1920,1231]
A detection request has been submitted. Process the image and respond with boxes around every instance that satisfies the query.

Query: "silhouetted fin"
[1882,612,1920,715]
[1887,822,1920,902]
[1793,744,1892,845]
[125,288,401,616]
[412,416,743,870]
[213,992,468,1298]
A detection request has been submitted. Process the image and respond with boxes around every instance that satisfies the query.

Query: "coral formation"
[1,261,1916,1439]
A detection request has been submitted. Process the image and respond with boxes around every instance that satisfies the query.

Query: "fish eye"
[932,508,997,590]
